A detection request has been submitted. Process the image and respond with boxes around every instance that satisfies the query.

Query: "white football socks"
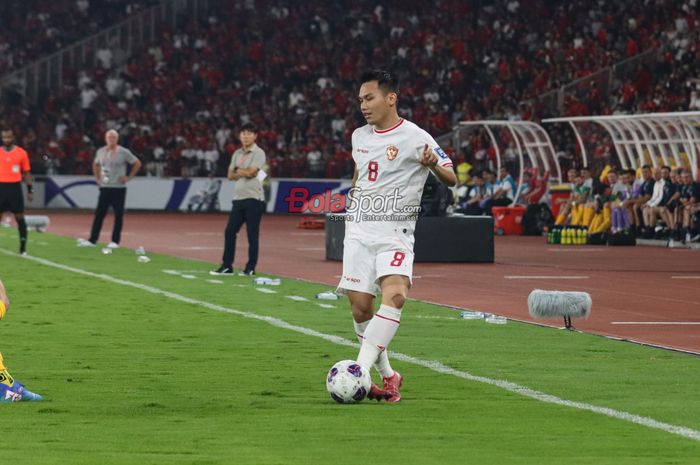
[353,318,395,378]
[356,304,401,374]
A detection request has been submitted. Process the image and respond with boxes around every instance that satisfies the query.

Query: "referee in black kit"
[211,123,266,276]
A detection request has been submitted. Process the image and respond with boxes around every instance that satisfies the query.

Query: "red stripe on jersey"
[442,163,454,167]
[375,313,400,324]
[374,118,404,134]
[356,333,365,339]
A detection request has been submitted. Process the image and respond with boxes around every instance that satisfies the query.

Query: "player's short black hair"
[661,165,671,171]
[360,69,399,95]
[641,164,652,170]
[240,123,258,133]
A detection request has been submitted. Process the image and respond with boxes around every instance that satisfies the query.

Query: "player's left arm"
[21,150,33,202]
[119,151,142,184]
[419,144,457,186]
[239,151,265,179]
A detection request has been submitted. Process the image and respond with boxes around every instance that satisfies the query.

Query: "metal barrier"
[454,121,561,204]
[543,112,700,173]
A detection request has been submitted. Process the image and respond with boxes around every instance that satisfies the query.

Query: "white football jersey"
[346,118,453,239]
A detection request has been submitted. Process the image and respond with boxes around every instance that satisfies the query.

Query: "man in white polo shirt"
[78,129,141,248]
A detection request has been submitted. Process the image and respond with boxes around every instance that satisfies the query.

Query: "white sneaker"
[77,239,96,247]
[107,242,119,249]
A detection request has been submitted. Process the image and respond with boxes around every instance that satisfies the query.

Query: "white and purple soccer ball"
[326,360,371,403]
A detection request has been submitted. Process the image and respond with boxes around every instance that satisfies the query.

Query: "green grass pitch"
[0,228,699,464]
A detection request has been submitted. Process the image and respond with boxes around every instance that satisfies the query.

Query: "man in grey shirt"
[211,123,266,276]
[78,130,142,248]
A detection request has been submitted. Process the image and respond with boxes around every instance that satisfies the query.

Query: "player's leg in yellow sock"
[589,213,603,234]
[570,205,582,226]
[599,206,612,233]
[582,206,596,228]
[0,352,14,390]
[589,207,612,234]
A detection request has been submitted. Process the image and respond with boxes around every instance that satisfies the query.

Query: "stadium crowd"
[0,0,697,180]
[0,0,159,75]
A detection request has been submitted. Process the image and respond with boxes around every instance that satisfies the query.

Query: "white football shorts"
[337,232,414,296]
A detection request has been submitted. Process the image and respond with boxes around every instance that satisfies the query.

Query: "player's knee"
[384,289,406,310]
[391,293,406,309]
[348,292,374,321]
[351,302,373,321]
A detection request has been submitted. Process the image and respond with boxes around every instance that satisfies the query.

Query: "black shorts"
[0,182,24,214]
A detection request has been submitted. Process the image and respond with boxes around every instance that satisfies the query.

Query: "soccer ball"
[326,360,371,403]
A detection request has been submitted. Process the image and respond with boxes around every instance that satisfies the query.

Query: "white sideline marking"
[181,274,196,279]
[286,295,309,302]
[176,246,221,251]
[414,315,458,320]
[256,288,277,294]
[611,321,700,325]
[671,276,700,279]
[162,269,206,275]
[547,248,605,252]
[206,279,223,284]
[4,249,700,443]
[505,275,589,280]
[317,304,335,309]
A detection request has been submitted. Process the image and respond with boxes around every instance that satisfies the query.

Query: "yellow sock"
[582,207,596,228]
[0,353,13,388]
[555,214,567,225]
[599,207,612,233]
[589,213,603,234]
[571,205,582,226]
[589,207,612,234]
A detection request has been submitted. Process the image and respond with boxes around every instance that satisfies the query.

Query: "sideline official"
[78,129,141,248]
[211,124,266,276]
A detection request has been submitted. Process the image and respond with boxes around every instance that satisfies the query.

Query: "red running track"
[34,211,700,355]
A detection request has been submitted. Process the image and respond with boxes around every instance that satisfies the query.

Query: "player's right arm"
[227,166,240,180]
[227,151,242,180]
[349,128,360,190]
